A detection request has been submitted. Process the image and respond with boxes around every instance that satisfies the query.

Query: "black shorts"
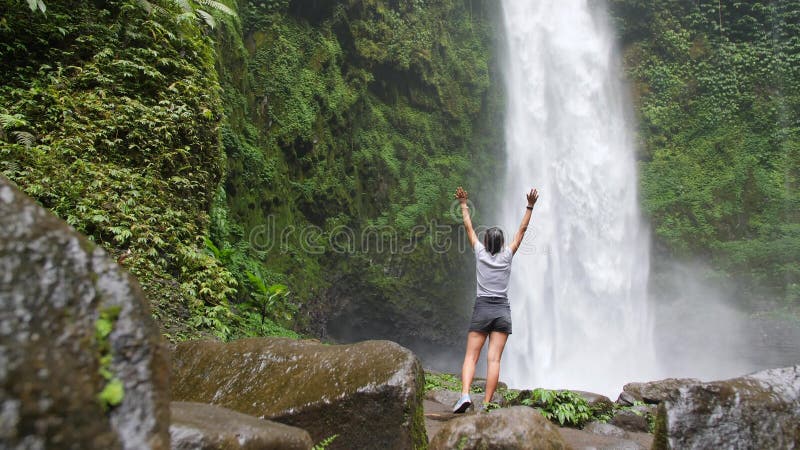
[469,296,512,334]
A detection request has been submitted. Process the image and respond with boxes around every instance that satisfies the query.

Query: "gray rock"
[170,401,312,450]
[429,406,568,450]
[653,365,800,449]
[610,409,650,433]
[425,389,463,406]
[0,176,170,449]
[171,338,426,449]
[616,391,638,406]
[600,439,645,450]
[584,421,629,438]
[623,377,701,404]
[574,390,615,416]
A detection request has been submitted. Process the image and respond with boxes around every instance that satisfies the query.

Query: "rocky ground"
[422,384,654,450]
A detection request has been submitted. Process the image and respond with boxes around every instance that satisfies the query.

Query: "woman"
[452,186,538,413]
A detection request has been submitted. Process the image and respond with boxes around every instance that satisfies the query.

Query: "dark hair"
[484,227,504,255]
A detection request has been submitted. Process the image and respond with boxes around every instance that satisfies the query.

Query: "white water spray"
[498,0,658,396]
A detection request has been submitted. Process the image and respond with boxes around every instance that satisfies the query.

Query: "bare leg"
[460,331,488,395]
[484,331,509,403]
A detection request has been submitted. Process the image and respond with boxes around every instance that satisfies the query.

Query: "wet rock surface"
[171,338,426,449]
[653,365,800,449]
[559,428,648,450]
[170,401,312,450]
[429,406,569,450]
[610,409,650,433]
[623,377,701,404]
[0,176,169,449]
[584,421,628,438]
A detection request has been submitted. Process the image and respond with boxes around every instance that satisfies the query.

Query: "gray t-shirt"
[474,241,514,298]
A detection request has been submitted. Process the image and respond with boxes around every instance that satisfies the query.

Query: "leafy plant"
[482,402,501,412]
[245,271,293,324]
[311,434,338,450]
[424,372,460,392]
[189,304,233,340]
[26,0,45,13]
[531,389,592,427]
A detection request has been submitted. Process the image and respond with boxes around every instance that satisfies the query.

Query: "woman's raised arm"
[509,188,538,255]
[455,186,478,248]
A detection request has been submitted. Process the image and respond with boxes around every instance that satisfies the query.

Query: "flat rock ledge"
[170,401,312,450]
[429,406,569,450]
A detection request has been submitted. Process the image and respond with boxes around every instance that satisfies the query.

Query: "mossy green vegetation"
[0,0,502,344]
[207,0,504,345]
[0,0,243,339]
[95,306,124,410]
[608,1,800,313]
[424,371,484,394]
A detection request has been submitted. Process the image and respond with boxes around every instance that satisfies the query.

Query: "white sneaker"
[452,394,472,413]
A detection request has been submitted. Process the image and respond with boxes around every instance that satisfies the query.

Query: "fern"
[0,113,28,131]
[12,131,35,149]
[194,9,216,28]
[312,434,338,450]
[27,0,46,13]
[195,0,234,16]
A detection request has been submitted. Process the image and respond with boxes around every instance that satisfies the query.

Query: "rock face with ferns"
[0,0,504,349]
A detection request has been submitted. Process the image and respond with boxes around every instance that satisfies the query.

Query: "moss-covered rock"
[171,338,427,449]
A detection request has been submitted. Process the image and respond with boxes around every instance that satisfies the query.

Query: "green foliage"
[94,306,125,411]
[531,389,592,427]
[1,0,503,344]
[609,1,800,309]
[482,401,501,412]
[0,0,249,339]
[245,272,292,321]
[423,371,483,394]
[219,0,504,343]
[98,379,125,410]
[311,434,338,450]
[424,372,461,393]
[26,0,45,13]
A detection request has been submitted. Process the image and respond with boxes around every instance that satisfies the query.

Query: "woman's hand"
[526,188,539,207]
[455,186,477,248]
[455,186,469,205]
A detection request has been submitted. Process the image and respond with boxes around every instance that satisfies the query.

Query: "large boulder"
[429,406,569,450]
[622,378,700,404]
[171,338,427,449]
[653,366,800,449]
[170,401,312,450]
[0,176,169,449]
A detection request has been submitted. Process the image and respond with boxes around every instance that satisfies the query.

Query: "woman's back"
[475,242,514,299]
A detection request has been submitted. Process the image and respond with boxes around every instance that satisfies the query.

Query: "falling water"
[498,0,658,396]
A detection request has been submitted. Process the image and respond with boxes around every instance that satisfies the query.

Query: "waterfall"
[498,0,658,396]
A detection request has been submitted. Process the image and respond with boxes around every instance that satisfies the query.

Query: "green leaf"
[98,378,125,409]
